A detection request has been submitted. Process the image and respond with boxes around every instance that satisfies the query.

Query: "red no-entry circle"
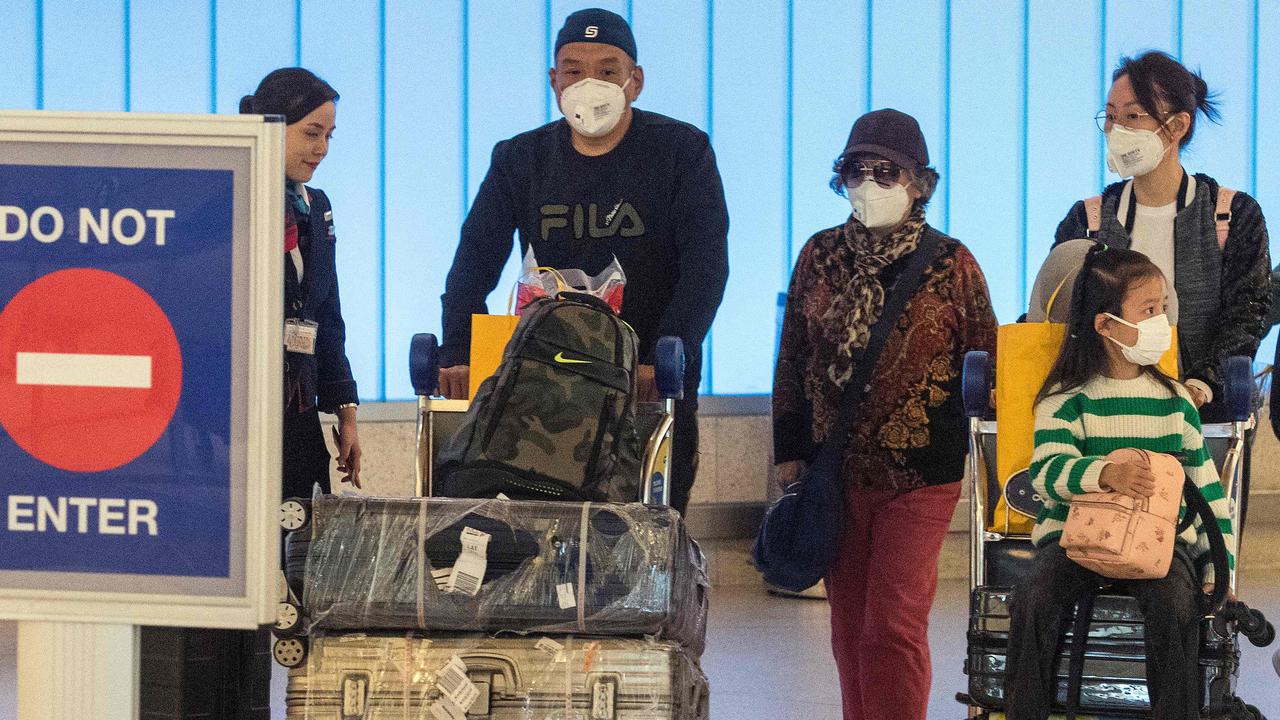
[0,269,183,473]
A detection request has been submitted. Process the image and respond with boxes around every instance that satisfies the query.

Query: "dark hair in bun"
[1113,51,1219,149]
[239,67,338,125]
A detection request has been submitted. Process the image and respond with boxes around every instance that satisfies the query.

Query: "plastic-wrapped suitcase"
[285,632,709,720]
[287,494,709,654]
[139,626,273,720]
[965,586,1238,716]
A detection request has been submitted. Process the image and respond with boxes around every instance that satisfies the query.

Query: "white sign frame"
[0,110,282,629]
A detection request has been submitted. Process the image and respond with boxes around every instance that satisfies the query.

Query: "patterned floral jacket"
[772,222,997,493]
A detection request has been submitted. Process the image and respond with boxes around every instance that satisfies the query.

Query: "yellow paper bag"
[468,314,520,399]
[991,322,1178,534]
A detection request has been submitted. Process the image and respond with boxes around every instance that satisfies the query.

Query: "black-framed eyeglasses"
[845,160,903,189]
[1095,110,1154,132]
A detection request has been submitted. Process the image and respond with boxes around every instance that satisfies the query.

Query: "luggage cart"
[271,331,691,669]
[956,352,1273,720]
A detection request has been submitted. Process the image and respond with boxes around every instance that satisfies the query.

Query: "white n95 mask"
[1105,124,1170,178]
[1104,313,1172,366]
[849,182,911,230]
[560,77,631,138]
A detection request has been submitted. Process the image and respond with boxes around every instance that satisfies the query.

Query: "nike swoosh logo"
[554,352,591,365]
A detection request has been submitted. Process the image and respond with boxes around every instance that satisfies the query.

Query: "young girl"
[1003,245,1234,720]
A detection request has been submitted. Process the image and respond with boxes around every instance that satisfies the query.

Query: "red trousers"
[825,481,961,720]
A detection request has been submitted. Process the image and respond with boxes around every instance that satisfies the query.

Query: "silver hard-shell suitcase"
[285,633,709,720]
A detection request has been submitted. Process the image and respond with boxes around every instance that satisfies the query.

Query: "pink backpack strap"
[1083,195,1103,236]
[1215,187,1236,250]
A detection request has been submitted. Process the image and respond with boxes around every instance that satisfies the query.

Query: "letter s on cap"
[585,25,598,38]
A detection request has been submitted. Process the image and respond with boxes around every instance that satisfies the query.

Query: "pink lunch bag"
[1060,448,1184,579]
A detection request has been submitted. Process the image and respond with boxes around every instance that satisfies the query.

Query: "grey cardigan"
[1054,173,1271,409]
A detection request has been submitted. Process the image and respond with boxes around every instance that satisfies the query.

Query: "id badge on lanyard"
[284,319,319,355]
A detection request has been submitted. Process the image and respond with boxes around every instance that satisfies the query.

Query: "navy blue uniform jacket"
[285,186,358,412]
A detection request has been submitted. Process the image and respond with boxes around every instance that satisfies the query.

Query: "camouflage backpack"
[436,292,642,502]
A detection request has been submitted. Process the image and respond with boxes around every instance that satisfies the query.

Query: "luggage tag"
[284,319,319,355]
[556,582,577,609]
[536,636,566,662]
[445,527,490,596]
[433,656,480,717]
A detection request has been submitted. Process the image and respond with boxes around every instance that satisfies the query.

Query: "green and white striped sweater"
[1030,373,1235,583]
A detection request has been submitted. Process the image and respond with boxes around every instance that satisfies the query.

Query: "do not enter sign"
[0,268,183,473]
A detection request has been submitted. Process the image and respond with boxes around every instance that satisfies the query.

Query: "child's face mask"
[1103,313,1172,366]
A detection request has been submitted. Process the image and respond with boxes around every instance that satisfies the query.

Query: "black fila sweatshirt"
[440,109,730,389]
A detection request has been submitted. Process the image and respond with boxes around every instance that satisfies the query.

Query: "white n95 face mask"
[560,77,631,138]
[849,181,911,230]
[1105,124,1170,178]
[1104,313,1172,366]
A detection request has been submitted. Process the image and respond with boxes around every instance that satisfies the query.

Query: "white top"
[1129,200,1178,319]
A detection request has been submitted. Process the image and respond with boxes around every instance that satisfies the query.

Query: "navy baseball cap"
[555,8,637,62]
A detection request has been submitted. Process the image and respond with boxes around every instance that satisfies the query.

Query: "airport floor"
[0,571,1273,719]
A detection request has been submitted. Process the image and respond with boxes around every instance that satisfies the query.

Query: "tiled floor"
[0,571,1274,719]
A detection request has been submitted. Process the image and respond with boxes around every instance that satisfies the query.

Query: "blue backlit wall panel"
[0,2,38,110]
[42,0,125,111]
[383,1,466,398]
[213,0,298,114]
[300,1,385,398]
[710,0,789,394]
[1024,0,1103,297]
[2,1,1275,398]
[948,0,1026,321]
[788,2,867,267]
[1180,0,1254,192]
[129,0,212,113]
[628,0,708,124]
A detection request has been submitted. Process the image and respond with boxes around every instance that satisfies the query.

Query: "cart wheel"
[962,351,991,418]
[654,336,685,401]
[1251,620,1275,648]
[1227,697,1267,720]
[1224,355,1253,422]
[273,637,308,668]
[410,333,440,397]
[1237,701,1266,720]
[273,600,304,637]
[279,498,310,533]
[1238,607,1273,647]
